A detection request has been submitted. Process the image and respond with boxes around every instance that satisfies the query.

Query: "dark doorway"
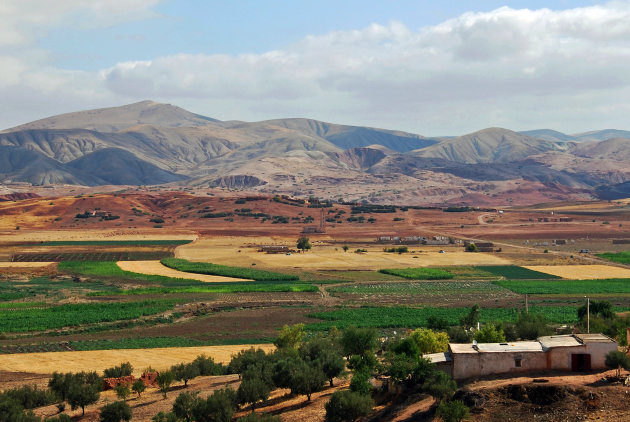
[571,354,591,372]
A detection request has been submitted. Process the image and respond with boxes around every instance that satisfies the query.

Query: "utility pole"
[584,296,590,334]
[525,294,528,314]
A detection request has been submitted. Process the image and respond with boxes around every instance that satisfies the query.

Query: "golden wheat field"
[177,238,512,270]
[0,344,274,376]
[524,265,630,279]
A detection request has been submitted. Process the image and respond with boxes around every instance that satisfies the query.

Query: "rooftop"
[425,352,452,363]
[538,335,582,349]
[574,333,616,344]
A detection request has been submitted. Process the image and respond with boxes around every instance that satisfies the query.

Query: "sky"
[1,0,629,136]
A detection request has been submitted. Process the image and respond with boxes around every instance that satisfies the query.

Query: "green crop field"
[477,266,561,280]
[161,258,300,281]
[29,240,192,246]
[306,304,628,330]
[0,300,176,333]
[378,267,454,280]
[58,261,204,285]
[494,279,630,294]
[327,281,506,295]
[91,282,319,296]
[598,251,630,265]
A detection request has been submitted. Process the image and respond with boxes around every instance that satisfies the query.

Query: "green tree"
[423,371,457,403]
[349,370,372,396]
[342,245,349,252]
[103,362,133,378]
[384,353,417,386]
[466,243,478,252]
[288,361,327,401]
[340,326,378,358]
[459,304,480,329]
[237,370,272,411]
[237,413,281,421]
[473,323,506,343]
[228,348,268,378]
[410,328,449,355]
[605,350,630,378]
[193,354,225,376]
[391,337,420,358]
[299,337,345,387]
[171,362,200,387]
[515,312,553,340]
[274,323,306,350]
[578,300,614,320]
[173,391,201,422]
[447,326,472,343]
[152,412,178,422]
[297,236,312,252]
[156,371,174,399]
[436,400,470,422]
[193,388,237,422]
[325,390,373,422]
[99,401,132,422]
[132,379,145,398]
[114,384,130,401]
[48,372,72,402]
[67,383,100,416]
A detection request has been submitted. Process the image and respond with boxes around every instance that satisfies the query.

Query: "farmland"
[0,300,176,332]
[3,192,630,421]
[598,251,630,265]
[523,265,630,279]
[305,305,605,330]
[161,257,300,281]
[476,265,561,280]
[378,267,454,280]
[494,279,630,295]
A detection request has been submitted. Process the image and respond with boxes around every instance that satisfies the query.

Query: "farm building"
[463,240,495,252]
[258,245,295,254]
[429,334,617,380]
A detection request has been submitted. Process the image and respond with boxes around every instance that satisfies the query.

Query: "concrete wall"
[452,351,547,380]
[584,342,618,369]
[547,345,587,371]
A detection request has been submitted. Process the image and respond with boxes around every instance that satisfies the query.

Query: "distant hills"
[2,101,630,206]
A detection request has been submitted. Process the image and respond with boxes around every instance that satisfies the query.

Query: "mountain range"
[2,101,630,206]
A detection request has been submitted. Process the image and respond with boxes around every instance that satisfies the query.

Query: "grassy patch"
[598,252,630,265]
[477,266,561,280]
[0,300,176,333]
[494,279,630,294]
[378,267,454,280]
[161,258,299,281]
[0,276,119,301]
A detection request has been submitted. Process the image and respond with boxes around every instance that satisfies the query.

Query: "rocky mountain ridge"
[2,101,630,205]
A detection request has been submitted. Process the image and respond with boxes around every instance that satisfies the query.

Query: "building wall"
[547,345,587,370]
[584,342,618,369]
[452,351,547,380]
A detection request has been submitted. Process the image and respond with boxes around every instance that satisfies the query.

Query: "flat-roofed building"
[445,334,617,380]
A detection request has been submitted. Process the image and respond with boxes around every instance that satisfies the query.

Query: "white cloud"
[2,2,630,135]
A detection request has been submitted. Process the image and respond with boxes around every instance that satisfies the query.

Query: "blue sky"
[1,1,629,135]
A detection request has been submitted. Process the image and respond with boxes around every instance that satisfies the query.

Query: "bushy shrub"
[325,390,373,422]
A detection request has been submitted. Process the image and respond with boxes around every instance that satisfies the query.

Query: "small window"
[515,358,522,368]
